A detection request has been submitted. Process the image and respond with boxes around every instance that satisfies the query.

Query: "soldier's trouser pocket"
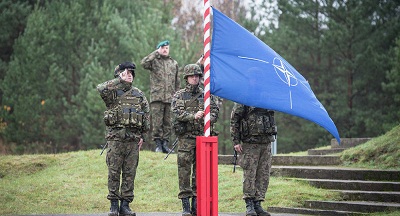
[240,153,251,170]
[106,141,116,168]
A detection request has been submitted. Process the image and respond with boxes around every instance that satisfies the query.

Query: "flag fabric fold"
[210,7,340,143]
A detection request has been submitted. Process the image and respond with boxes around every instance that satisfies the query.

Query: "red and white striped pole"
[203,0,211,137]
[196,1,218,216]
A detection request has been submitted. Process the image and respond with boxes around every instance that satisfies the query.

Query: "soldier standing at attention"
[97,62,150,216]
[171,64,219,216]
[230,103,277,216]
[141,40,180,153]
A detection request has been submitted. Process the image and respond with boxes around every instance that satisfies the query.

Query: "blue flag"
[210,8,340,143]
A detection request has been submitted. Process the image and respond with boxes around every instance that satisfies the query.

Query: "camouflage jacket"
[230,103,275,145]
[97,78,150,141]
[140,50,180,103]
[171,84,219,139]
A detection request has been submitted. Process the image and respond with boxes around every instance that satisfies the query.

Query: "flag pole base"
[196,136,218,216]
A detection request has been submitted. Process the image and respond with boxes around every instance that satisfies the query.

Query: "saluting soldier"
[171,64,219,216]
[230,103,277,216]
[97,62,150,216]
[141,40,180,153]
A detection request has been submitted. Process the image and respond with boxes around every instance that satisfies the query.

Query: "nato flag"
[210,8,340,143]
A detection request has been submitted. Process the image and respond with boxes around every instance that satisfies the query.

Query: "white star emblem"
[272,58,298,87]
[237,55,298,109]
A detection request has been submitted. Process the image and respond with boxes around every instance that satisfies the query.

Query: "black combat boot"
[108,199,119,216]
[191,196,197,215]
[119,200,136,216]
[244,198,257,216]
[253,200,271,216]
[155,138,163,152]
[181,197,192,216]
[161,139,173,154]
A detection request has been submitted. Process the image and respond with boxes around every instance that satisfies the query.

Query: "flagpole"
[198,5,218,216]
[203,0,211,137]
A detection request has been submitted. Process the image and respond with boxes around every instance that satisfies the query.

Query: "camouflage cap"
[183,64,203,79]
[114,61,136,78]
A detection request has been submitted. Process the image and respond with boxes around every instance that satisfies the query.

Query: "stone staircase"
[219,138,400,215]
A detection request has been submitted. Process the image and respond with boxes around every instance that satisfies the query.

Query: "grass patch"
[0,154,59,178]
[2,125,399,215]
[0,149,341,215]
[340,125,400,170]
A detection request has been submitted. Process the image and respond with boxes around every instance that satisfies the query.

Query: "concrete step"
[268,206,366,215]
[308,148,346,155]
[272,155,341,166]
[304,200,400,213]
[293,178,400,192]
[331,138,372,149]
[218,155,341,166]
[271,166,400,181]
[332,190,400,203]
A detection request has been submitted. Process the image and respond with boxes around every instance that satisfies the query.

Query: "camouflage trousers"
[106,139,140,202]
[239,142,272,201]
[177,137,197,199]
[150,101,171,141]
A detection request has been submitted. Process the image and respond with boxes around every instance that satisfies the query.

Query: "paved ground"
[19,213,305,216]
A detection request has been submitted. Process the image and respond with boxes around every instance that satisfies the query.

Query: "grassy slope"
[340,124,400,170]
[1,125,399,215]
[279,125,400,171]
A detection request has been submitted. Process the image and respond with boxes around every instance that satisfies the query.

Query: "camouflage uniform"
[230,103,276,216]
[140,49,180,150]
[171,64,219,215]
[97,62,150,215]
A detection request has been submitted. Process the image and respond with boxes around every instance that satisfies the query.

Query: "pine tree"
[1,0,198,153]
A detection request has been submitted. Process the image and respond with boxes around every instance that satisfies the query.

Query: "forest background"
[0,0,399,155]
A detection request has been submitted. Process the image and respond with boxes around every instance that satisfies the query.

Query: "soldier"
[171,64,219,216]
[230,103,277,216]
[97,62,150,216]
[141,40,180,153]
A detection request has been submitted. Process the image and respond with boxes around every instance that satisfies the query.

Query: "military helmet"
[114,61,136,78]
[183,64,203,79]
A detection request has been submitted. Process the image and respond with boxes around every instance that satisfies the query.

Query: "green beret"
[156,40,170,49]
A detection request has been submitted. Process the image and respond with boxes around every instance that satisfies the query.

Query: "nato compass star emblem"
[272,57,298,109]
[272,57,298,87]
[238,55,298,109]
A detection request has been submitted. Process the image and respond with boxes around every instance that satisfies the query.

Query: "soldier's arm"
[140,50,158,70]
[140,91,151,135]
[96,78,123,106]
[230,103,244,144]
[210,95,219,124]
[175,63,181,90]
